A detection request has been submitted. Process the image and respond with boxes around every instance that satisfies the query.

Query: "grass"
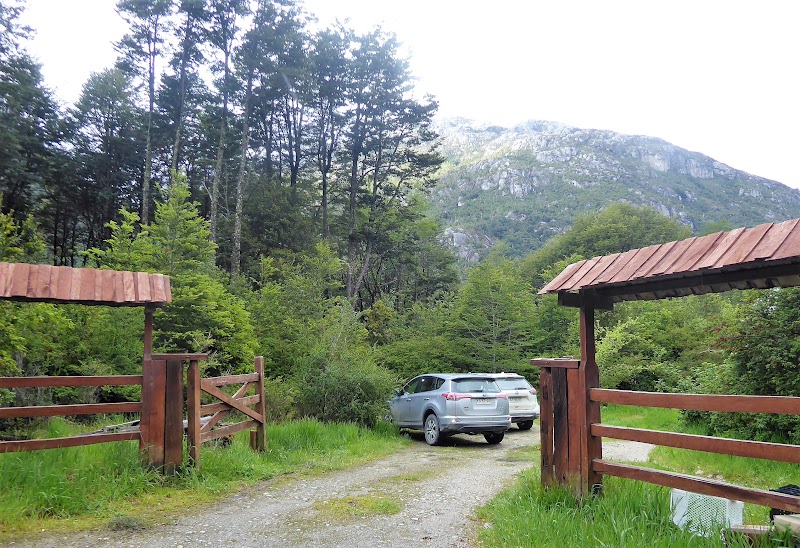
[0,416,407,541]
[478,404,800,546]
[313,495,402,521]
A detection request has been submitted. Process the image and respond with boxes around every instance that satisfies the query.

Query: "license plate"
[475,398,491,405]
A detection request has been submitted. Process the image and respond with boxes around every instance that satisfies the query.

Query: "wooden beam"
[201,419,259,443]
[539,367,554,486]
[579,300,603,496]
[0,402,141,419]
[254,356,267,451]
[200,382,263,423]
[590,389,800,415]
[0,432,140,453]
[593,460,800,513]
[0,375,142,388]
[593,424,800,463]
[203,373,260,387]
[558,292,614,310]
[531,359,580,369]
[151,353,209,362]
[186,359,201,467]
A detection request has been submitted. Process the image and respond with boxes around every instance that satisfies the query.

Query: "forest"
[1,0,798,443]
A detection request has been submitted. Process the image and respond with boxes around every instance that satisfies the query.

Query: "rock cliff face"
[433,118,800,260]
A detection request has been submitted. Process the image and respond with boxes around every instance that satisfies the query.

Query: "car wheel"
[517,420,534,431]
[484,432,504,444]
[424,413,441,446]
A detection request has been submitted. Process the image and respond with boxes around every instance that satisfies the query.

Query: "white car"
[489,373,540,430]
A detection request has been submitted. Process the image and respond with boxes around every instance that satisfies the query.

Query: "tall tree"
[115,0,174,224]
[340,29,442,304]
[206,0,246,244]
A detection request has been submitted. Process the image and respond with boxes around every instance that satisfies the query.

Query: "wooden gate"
[186,356,266,468]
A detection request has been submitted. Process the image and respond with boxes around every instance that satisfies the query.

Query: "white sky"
[19,0,800,188]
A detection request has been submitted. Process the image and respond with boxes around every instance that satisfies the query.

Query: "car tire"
[424,413,441,446]
[517,420,534,431]
[484,432,504,444]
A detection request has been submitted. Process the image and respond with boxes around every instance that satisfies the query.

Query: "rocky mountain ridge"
[432,118,800,261]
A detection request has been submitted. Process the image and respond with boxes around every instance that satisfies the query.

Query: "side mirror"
[393,388,403,398]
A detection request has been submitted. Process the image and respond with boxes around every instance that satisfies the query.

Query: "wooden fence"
[535,356,800,513]
[0,375,143,452]
[186,356,266,468]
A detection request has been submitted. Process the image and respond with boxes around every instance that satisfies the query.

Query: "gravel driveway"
[16,427,653,548]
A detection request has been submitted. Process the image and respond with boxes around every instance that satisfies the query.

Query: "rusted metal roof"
[539,217,800,304]
[0,262,171,306]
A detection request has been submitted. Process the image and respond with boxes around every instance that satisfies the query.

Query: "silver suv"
[489,373,540,430]
[388,373,511,445]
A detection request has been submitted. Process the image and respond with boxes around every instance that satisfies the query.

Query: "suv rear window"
[495,377,532,390]
[453,379,500,393]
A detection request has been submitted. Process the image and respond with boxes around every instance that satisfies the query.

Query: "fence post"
[163,359,184,475]
[539,366,554,486]
[140,358,167,469]
[186,358,201,468]
[579,294,603,497]
[252,356,267,451]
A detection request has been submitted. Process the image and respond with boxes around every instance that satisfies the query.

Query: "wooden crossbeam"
[200,381,263,424]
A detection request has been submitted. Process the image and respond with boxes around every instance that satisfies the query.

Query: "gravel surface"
[14,428,654,548]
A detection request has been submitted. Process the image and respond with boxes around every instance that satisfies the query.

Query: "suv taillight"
[442,392,471,401]
[529,388,537,395]
[496,393,508,399]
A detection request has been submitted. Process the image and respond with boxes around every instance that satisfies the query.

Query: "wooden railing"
[0,375,143,452]
[589,388,800,513]
[186,356,266,468]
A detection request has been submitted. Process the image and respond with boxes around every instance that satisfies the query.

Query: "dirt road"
[18,427,653,548]
[20,428,541,548]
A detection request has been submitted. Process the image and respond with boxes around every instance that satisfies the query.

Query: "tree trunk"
[210,49,230,244]
[231,68,253,277]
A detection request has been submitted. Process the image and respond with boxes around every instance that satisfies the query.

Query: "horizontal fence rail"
[0,374,143,454]
[590,388,800,415]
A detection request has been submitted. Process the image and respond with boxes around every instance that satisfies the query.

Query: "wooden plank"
[749,219,799,261]
[552,367,568,485]
[715,223,773,268]
[136,272,152,302]
[771,218,800,261]
[531,358,580,369]
[26,263,40,298]
[0,375,142,388]
[164,276,172,302]
[79,268,95,301]
[151,274,166,302]
[201,395,261,415]
[203,373,259,386]
[566,367,582,490]
[0,432,140,453]
[254,356,267,451]
[593,249,639,285]
[151,353,209,362]
[163,359,184,474]
[540,261,584,293]
[579,303,602,496]
[143,359,167,467]
[592,424,800,463]
[646,238,696,277]
[539,368,554,486]
[633,240,679,279]
[0,402,141,419]
[1,262,15,296]
[592,460,800,513]
[0,262,9,297]
[123,271,135,302]
[607,244,662,285]
[694,227,746,270]
[186,359,202,467]
[201,419,259,443]
[113,272,125,303]
[590,389,800,414]
[559,259,600,292]
[571,253,620,289]
[99,269,114,302]
[200,382,263,423]
[669,232,725,273]
[54,266,71,301]
[10,263,30,297]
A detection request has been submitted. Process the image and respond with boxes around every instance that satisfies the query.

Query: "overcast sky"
[19,0,800,188]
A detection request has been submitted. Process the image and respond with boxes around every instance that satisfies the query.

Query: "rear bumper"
[440,415,511,435]
[511,414,539,422]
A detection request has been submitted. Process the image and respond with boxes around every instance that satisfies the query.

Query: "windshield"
[495,378,532,391]
[452,379,500,393]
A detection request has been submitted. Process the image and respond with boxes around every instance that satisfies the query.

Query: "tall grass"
[478,472,754,547]
[479,404,800,545]
[0,417,406,538]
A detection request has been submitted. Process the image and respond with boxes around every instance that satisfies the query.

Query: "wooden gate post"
[251,356,267,452]
[579,293,603,497]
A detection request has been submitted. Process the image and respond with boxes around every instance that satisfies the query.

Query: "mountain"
[432,118,800,261]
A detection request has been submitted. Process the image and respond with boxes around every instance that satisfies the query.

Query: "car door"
[394,377,421,426]
[406,376,436,428]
